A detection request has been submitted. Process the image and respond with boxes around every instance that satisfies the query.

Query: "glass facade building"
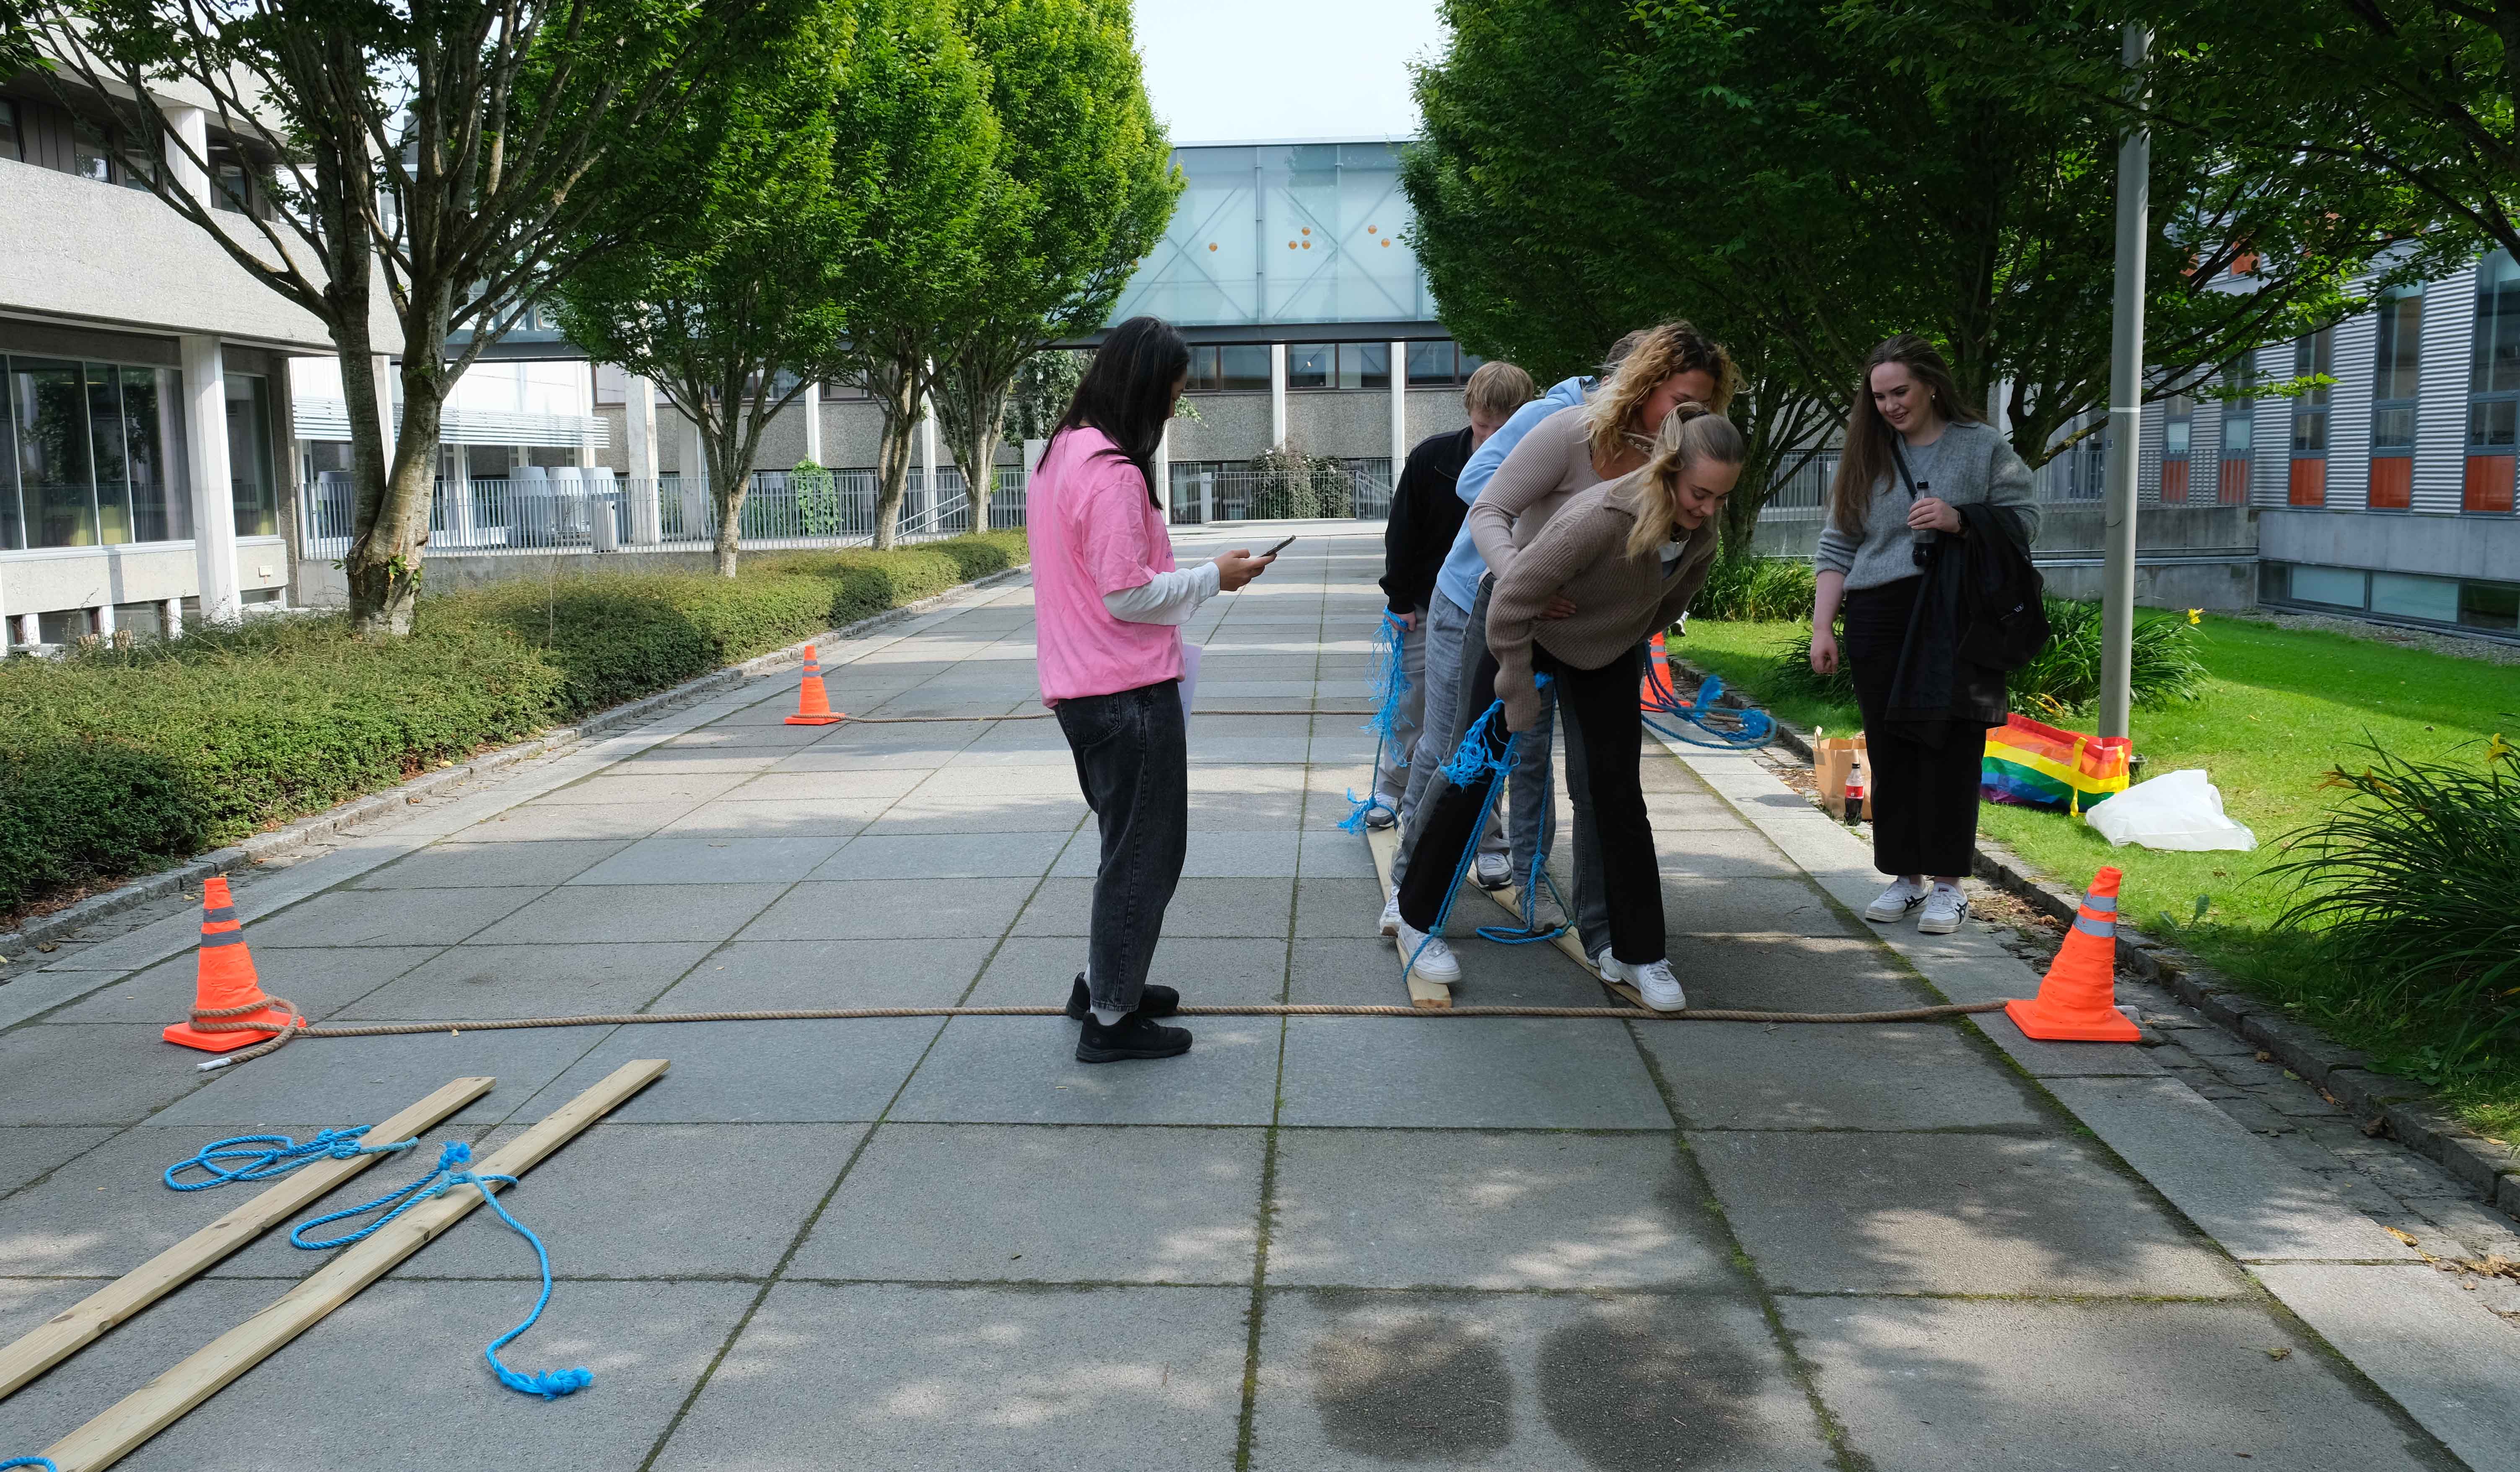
[1107,142,1436,331]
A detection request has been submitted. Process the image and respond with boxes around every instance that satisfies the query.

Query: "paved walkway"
[1,523,2514,1470]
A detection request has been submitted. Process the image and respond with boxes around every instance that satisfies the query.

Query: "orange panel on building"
[2466,455,2516,513]
[2218,460,2249,504]
[2288,459,2326,507]
[2367,458,2412,510]
[2160,460,2189,503]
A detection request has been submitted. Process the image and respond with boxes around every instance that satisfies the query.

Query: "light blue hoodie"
[1431,375,1592,615]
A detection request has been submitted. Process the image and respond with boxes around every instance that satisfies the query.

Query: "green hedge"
[0,532,1025,916]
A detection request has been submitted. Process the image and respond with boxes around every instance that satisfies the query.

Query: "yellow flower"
[2186,608,2203,625]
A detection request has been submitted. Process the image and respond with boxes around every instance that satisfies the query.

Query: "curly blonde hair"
[1623,402,1746,560]
[1580,321,1738,464]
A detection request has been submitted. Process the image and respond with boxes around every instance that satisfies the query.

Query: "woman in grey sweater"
[1810,335,2038,935]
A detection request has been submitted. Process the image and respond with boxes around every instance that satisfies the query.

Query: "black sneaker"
[1065,973,1180,1021]
[1076,1012,1193,1064]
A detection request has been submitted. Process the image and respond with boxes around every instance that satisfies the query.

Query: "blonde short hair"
[1462,360,1535,419]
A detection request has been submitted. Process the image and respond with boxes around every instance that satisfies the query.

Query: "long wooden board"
[1363,826,1449,1008]
[39,1059,668,1472]
[0,1075,495,1401]
[1464,879,1647,1008]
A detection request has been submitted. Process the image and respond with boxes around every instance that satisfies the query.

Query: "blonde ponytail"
[1623,402,1745,560]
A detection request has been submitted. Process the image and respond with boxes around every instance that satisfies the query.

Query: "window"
[1285,343,1390,390]
[2462,581,2520,631]
[2372,572,2458,622]
[227,373,278,536]
[1287,343,1332,389]
[2368,289,2421,509]
[0,100,21,163]
[2160,394,2192,503]
[2467,253,2520,513]
[0,356,191,552]
[209,142,249,214]
[72,118,114,184]
[9,358,99,547]
[2219,361,2253,504]
[2289,328,2333,506]
[1183,344,1268,392]
[1405,340,1485,386]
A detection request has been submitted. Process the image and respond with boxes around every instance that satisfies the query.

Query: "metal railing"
[300,465,1029,560]
[1166,459,1393,526]
[1754,443,2111,522]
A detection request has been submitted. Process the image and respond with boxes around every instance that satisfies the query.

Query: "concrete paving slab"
[1268,1130,1724,1290]
[348,839,631,889]
[1047,829,1301,880]
[470,882,787,945]
[736,877,1039,940]
[1292,878,1383,940]
[967,936,1288,1007]
[609,750,786,775]
[792,1123,1264,1284]
[889,1016,1283,1125]
[728,767,933,802]
[1662,933,1937,1013]
[1014,876,1294,938]
[1294,830,1379,879]
[334,941,713,1021]
[384,1122,863,1279]
[1278,1018,1671,1130]
[1968,1011,2166,1077]
[565,834,851,886]
[447,801,699,842]
[655,796,895,837]
[1662,875,1859,938]
[908,765,1086,799]
[2251,1262,2520,1469]
[1251,1288,1835,1472]
[41,945,445,1025]
[857,793,1089,834]
[653,937,998,1011]
[2046,1078,2421,1263]
[245,886,543,949]
[529,771,750,806]
[1641,1021,2045,1130]
[1651,825,1807,878]
[149,1024,609,1130]
[1776,1296,2463,1472]
[0,1125,115,1197]
[521,1018,939,1123]
[1285,936,1603,1009]
[809,830,1070,880]
[658,1282,1247,1471]
[0,1024,213,1125]
[1692,1130,2244,1297]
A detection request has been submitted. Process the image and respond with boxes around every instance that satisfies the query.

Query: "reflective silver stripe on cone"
[2082,894,2119,912]
[202,906,238,922]
[2072,915,2113,937]
[199,930,248,947]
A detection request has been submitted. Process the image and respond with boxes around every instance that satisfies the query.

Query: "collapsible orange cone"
[2005,867,2140,1042]
[162,877,303,1052]
[1639,630,1673,710]
[785,643,845,726]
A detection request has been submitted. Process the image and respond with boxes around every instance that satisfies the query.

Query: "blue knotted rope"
[1,1456,59,1469]
[286,1140,590,1399]
[1641,658,1774,749]
[1401,675,1558,977]
[1339,612,1414,834]
[163,1127,416,1192]
[1474,728,1571,948]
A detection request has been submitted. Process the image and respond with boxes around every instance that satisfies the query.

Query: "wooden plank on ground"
[0,1075,495,1402]
[1464,881,1645,1007]
[40,1059,668,1472]
[1362,826,1449,1008]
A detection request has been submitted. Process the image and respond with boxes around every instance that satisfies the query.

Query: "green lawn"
[1677,613,2520,1136]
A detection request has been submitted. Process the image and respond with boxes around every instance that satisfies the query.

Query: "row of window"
[2262,562,2518,633]
[0,356,279,553]
[0,97,258,213]
[1183,340,1485,393]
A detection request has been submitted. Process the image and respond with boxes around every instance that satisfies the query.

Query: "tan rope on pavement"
[829,710,1377,723]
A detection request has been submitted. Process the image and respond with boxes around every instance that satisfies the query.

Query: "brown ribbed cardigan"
[1486,475,1721,732]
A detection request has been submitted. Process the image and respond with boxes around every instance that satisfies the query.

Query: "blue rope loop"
[1,1457,60,1470]
[163,1127,415,1192]
[1339,612,1415,834]
[1401,676,1560,976]
[1640,655,1774,749]
[274,1140,591,1400]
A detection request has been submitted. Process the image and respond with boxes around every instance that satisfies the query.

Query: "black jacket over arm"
[1380,426,1476,615]
[1885,502,2045,742]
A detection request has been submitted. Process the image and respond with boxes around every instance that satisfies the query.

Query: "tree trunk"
[703,421,747,577]
[938,355,1015,534]
[870,363,920,552]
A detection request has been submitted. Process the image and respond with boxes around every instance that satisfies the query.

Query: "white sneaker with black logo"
[1918,884,1969,936]
[1864,877,1929,924]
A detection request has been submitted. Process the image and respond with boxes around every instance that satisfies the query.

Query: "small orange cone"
[785,643,845,726]
[2005,867,2140,1042]
[1639,630,1673,710]
[162,877,303,1052]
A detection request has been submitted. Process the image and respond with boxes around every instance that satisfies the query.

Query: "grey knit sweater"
[1814,421,2039,592]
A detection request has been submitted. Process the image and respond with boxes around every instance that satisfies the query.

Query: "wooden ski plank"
[1466,881,1643,1007]
[41,1059,667,1472]
[1363,826,1449,1008]
[0,1075,495,1402]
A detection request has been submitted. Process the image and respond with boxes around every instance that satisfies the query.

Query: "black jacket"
[1884,502,2044,742]
[1380,426,1476,614]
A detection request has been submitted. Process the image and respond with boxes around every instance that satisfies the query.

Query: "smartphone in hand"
[1261,534,1296,558]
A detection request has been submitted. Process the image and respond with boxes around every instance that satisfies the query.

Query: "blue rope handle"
[163,1127,415,1192]
[287,1141,591,1400]
[1402,675,1558,977]
[1,1456,59,1469]
[1340,611,1415,834]
[1641,656,1774,749]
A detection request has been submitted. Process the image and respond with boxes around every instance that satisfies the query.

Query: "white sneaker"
[1378,886,1402,938]
[1396,920,1461,984]
[1917,884,1968,935]
[1597,950,1686,1012]
[1864,877,1928,924]
[1364,801,1399,831]
[1474,853,1513,890]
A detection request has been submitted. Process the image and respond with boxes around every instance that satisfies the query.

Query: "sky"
[1133,0,1447,144]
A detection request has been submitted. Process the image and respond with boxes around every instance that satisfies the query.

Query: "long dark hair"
[1828,334,1984,535]
[1053,316,1190,507]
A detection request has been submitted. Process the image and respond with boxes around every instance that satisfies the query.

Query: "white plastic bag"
[2084,768,2256,852]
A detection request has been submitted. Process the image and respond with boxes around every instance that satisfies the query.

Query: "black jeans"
[1056,681,1189,1014]
[1843,576,1983,879]
[1535,645,1664,964]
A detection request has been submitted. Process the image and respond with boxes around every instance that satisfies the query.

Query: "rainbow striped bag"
[1981,714,2131,814]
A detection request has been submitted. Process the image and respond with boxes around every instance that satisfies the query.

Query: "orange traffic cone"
[162,877,303,1053]
[2005,866,2140,1042]
[1639,630,1673,710]
[785,643,845,726]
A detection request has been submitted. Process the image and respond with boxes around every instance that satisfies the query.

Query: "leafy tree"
[815,0,998,549]
[928,0,1179,530]
[30,0,811,634]
[1007,348,1087,442]
[553,5,856,577]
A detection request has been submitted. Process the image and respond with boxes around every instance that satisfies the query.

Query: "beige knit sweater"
[1464,406,1605,582]
[1486,475,1721,732]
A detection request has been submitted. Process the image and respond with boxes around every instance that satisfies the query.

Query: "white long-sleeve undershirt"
[1103,560,1221,625]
